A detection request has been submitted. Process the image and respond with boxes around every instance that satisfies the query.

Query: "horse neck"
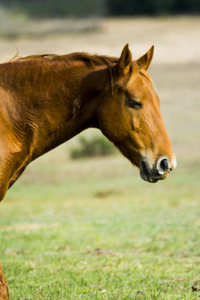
[75,65,111,126]
[28,62,110,160]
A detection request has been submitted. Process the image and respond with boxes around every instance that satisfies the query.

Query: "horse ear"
[137,46,154,70]
[117,44,132,76]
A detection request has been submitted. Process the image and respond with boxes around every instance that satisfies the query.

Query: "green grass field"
[0,18,200,299]
[0,147,200,299]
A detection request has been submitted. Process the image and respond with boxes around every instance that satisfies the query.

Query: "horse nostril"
[156,157,170,175]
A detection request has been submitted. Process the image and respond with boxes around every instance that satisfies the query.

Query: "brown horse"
[0,44,176,299]
[0,44,176,201]
[0,263,9,300]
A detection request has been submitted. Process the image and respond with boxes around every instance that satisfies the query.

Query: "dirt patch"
[4,249,31,255]
[0,222,59,231]
[87,248,123,257]
[94,189,121,198]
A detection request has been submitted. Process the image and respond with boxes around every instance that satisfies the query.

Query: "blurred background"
[0,2,200,298]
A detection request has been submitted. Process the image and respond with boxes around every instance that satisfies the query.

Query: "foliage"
[0,0,106,18]
[0,0,200,18]
[107,0,200,15]
[69,135,116,159]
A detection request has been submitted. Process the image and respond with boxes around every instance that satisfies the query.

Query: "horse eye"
[128,99,142,110]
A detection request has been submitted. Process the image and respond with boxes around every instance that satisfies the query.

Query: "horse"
[0,263,9,300]
[0,44,177,299]
[0,44,176,202]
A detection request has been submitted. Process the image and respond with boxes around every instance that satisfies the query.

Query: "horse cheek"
[98,109,127,143]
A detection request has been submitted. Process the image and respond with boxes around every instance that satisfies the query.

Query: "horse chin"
[140,171,158,183]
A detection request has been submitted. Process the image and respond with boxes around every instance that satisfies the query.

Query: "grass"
[0,144,200,299]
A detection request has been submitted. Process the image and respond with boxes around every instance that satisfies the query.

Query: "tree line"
[0,0,199,18]
[107,0,200,15]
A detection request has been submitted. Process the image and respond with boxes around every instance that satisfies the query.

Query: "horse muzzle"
[140,156,177,183]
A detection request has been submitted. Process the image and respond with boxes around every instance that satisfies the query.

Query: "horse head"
[98,44,176,182]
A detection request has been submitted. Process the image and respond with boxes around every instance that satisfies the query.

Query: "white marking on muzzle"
[170,155,177,170]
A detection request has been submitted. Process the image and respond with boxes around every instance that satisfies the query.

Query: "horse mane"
[9,51,153,120]
[11,52,119,68]
[11,52,153,87]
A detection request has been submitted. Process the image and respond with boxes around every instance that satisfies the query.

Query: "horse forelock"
[139,68,154,86]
